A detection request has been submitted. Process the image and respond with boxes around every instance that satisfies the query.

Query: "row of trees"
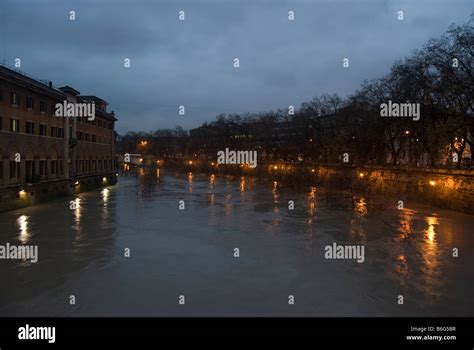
[118,16,473,167]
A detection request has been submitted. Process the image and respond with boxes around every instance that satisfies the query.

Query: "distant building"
[0,65,118,211]
[117,153,143,167]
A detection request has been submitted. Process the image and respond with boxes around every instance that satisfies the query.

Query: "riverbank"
[0,173,118,213]
[160,159,474,215]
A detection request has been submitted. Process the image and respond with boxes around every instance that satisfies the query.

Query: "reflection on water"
[355,197,368,217]
[224,193,232,217]
[101,188,111,225]
[209,174,215,188]
[425,215,438,243]
[307,186,316,227]
[17,215,30,244]
[272,181,280,226]
[209,174,216,206]
[102,188,109,206]
[420,215,442,297]
[240,176,245,193]
[74,198,82,234]
[0,170,473,317]
[188,172,193,193]
[391,208,444,298]
[347,197,368,242]
[396,254,409,282]
[397,208,416,241]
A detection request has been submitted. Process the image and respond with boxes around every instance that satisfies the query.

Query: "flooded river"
[0,170,473,316]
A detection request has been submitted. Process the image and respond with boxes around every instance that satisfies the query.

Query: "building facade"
[0,65,117,211]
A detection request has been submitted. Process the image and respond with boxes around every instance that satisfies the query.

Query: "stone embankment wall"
[164,158,474,215]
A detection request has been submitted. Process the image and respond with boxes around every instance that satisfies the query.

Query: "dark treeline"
[118,16,473,168]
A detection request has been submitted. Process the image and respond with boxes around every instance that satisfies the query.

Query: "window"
[51,126,57,137]
[25,121,35,134]
[11,92,19,106]
[85,133,90,142]
[26,97,34,110]
[10,118,20,132]
[92,134,96,143]
[39,160,47,177]
[78,132,83,141]
[40,101,47,113]
[0,116,2,131]
[51,160,57,175]
[39,124,47,136]
[10,161,20,179]
[57,128,64,138]
[98,120,102,128]
[25,160,35,183]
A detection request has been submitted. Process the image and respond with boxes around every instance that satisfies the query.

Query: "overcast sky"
[1,0,472,133]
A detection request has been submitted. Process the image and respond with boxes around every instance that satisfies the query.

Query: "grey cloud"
[1,0,472,133]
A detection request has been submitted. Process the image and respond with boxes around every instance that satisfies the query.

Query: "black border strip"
[0,317,473,347]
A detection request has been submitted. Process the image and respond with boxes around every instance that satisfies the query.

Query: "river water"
[0,170,473,316]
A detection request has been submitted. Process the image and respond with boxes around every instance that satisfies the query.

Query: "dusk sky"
[1,0,472,134]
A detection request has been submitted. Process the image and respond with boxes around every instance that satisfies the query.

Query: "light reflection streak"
[272,181,280,225]
[102,188,109,206]
[17,215,30,243]
[188,172,193,193]
[74,198,82,232]
[419,215,442,297]
[240,176,246,193]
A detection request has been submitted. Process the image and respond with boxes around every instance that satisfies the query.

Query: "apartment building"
[0,65,117,211]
